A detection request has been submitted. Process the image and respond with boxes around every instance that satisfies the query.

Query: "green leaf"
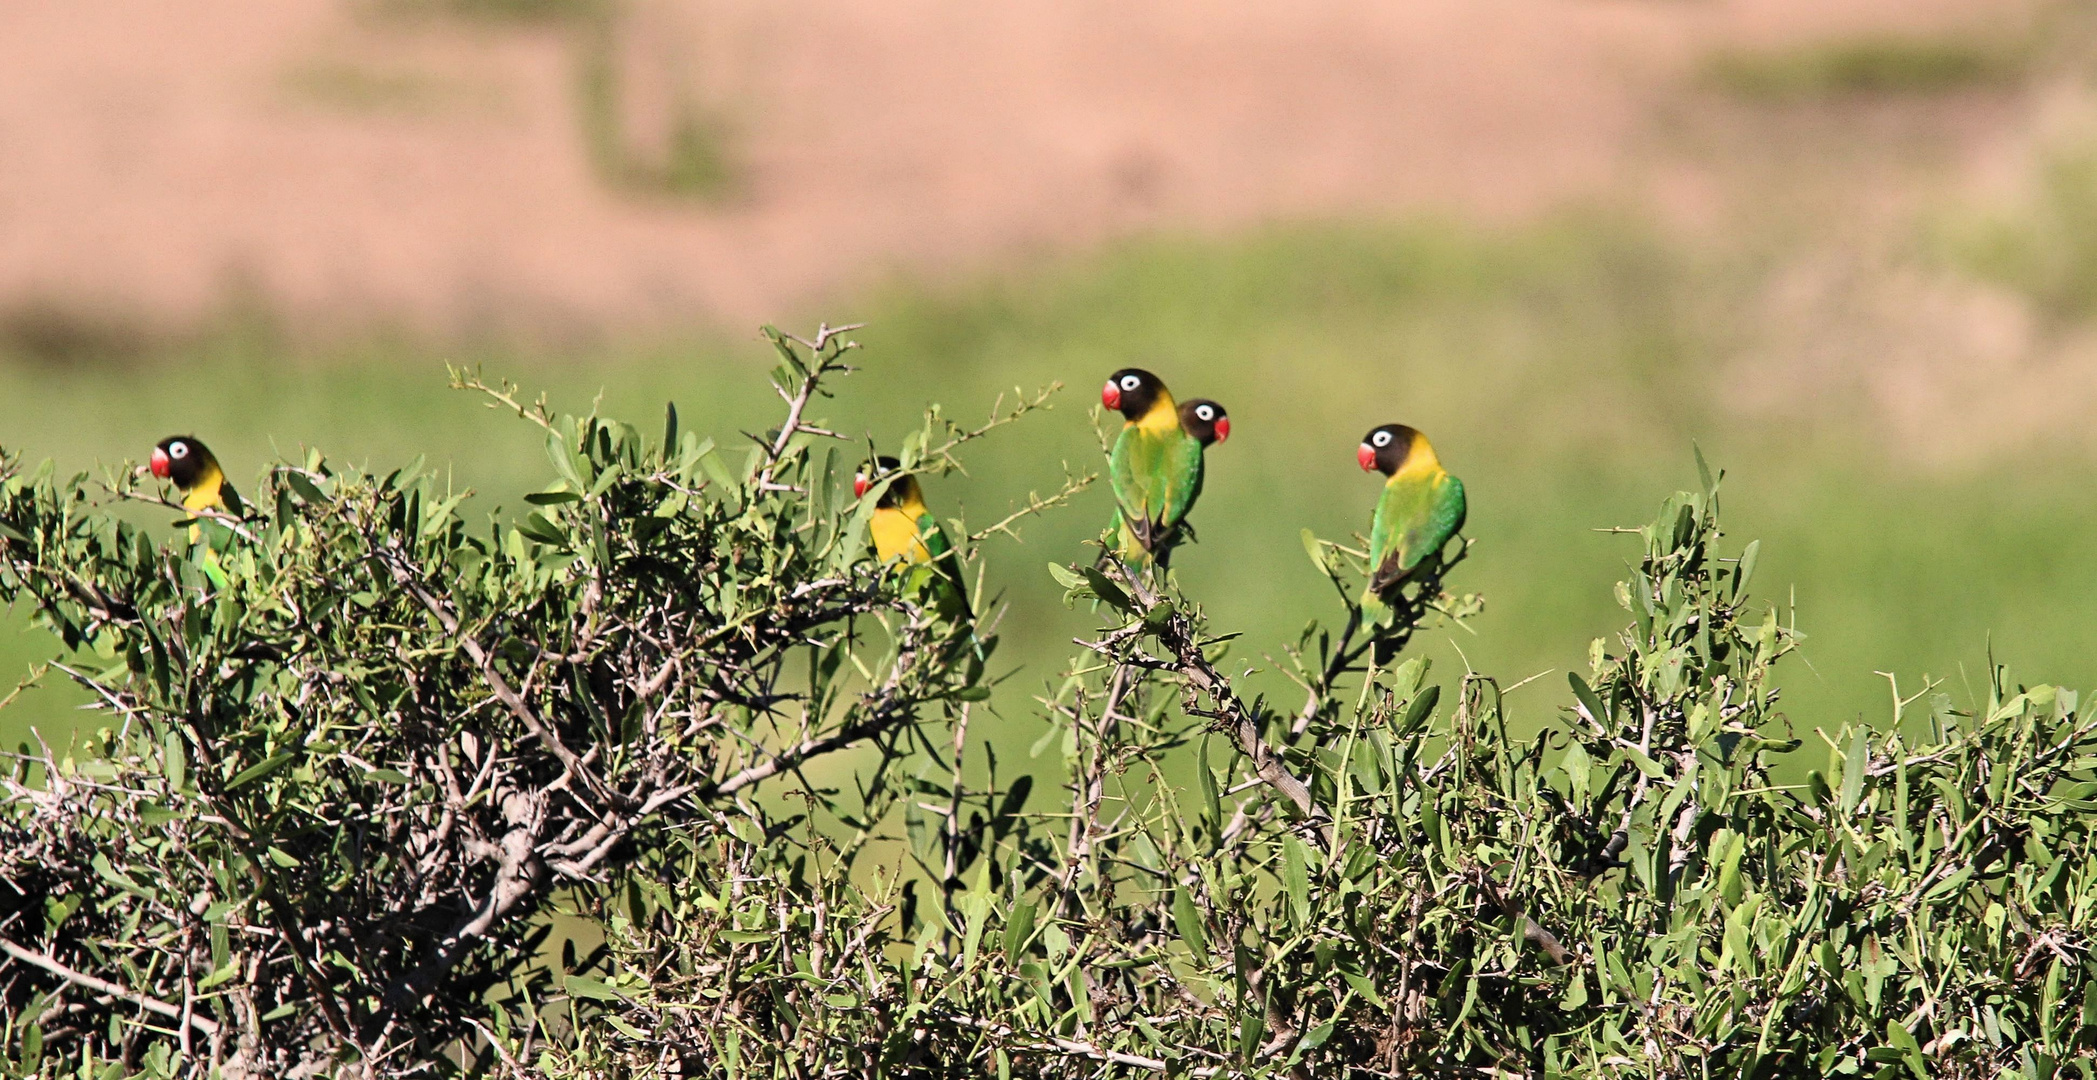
[1196,737,1222,838]
[564,975,627,1002]
[1283,834,1311,926]
[1620,744,1666,780]
[91,855,152,900]
[832,479,887,572]
[163,731,186,793]
[1002,901,1037,965]
[1885,1018,1926,1080]
[698,447,739,491]
[1080,567,1133,613]
[363,768,412,785]
[523,489,582,505]
[1339,968,1386,1008]
[1045,562,1085,590]
[282,471,326,505]
[517,512,568,548]
[1561,740,1591,799]
[1735,539,1760,598]
[960,862,993,970]
[1389,657,1426,701]
[1300,528,1332,574]
[1839,728,1868,815]
[1569,672,1610,726]
[1396,685,1440,735]
[1238,1007,1264,1062]
[196,959,242,992]
[545,430,586,487]
[1172,887,1209,962]
[225,753,294,792]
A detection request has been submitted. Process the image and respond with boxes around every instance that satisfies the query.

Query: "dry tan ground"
[0,0,2043,338]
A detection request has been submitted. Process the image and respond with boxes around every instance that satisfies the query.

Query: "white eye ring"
[1120,375,1141,392]
[1372,431,1392,447]
[1195,405,1213,420]
[169,442,190,459]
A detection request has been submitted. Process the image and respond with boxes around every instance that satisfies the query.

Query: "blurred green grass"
[3,214,2093,760]
[1702,35,2025,101]
[1940,142,2097,323]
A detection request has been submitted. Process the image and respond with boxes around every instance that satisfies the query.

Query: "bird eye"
[1196,405,1213,420]
[1372,431,1392,447]
[169,442,190,459]
[1120,375,1141,392]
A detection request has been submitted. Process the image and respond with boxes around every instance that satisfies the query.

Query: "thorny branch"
[1098,560,1334,848]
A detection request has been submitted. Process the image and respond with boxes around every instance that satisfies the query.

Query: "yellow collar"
[182,461,227,511]
[887,475,930,518]
[1393,433,1444,481]
[1131,389,1182,436]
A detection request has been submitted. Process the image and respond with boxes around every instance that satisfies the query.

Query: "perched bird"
[1357,423,1465,627]
[1177,398,1231,448]
[855,456,969,619]
[149,435,245,548]
[149,436,233,515]
[1102,370,1226,567]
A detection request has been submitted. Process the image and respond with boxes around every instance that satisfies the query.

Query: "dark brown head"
[1357,423,1422,477]
[149,435,219,492]
[853,455,922,509]
[1101,368,1173,422]
[1178,399,1230,446]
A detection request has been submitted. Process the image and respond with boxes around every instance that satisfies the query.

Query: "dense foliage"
[0,327,2092,1078]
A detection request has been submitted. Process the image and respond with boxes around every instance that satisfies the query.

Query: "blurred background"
[5,0,2097,754]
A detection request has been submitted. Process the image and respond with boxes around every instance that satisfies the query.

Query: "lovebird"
[149,436,242,542]
[855,456,970,621]
[1357,423,1465,628]
[1102,369,1228,567]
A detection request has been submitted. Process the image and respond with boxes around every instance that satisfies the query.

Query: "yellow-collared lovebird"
[1357,423,1465,627]
[149,435,244,543]
[1102,369,1229,567]
[855,456,969,620]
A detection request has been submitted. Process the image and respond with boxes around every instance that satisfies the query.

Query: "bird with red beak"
[147,435,241,546]
[1356,423,1466,627]
[1101,368,1227,568]
[149,436,231,514]
[853,456,970,619]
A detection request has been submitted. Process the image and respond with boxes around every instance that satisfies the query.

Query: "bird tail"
[1100,510,1153,568]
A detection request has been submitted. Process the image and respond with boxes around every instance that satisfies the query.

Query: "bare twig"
[1107,562,1334,848]
[0,935,220,1037]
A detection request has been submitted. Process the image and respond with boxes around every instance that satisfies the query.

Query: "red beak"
[150,447,171,479]
[1101,381,1121,410]
[1357,444,1378,472]
[853,476,871,499]
[1213,417,1230,443]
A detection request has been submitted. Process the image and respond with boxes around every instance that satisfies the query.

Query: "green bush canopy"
[0,326,2092,1078]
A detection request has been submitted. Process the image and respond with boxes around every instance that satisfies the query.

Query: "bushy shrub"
[0,326,2091,1078]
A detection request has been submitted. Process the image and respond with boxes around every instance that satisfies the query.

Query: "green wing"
[1158,434,1204,534]
[1109,426,1204,553]
[1367,472,1466,594]
[918,511,971,616]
